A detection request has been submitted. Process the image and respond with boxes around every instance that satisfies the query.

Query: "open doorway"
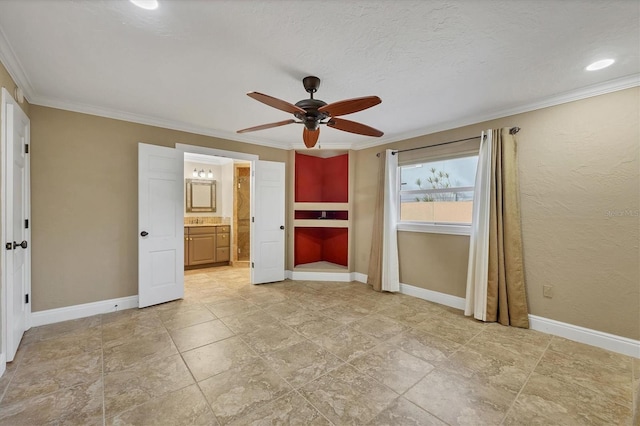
[183,153,250,281]
[138,143,285,308]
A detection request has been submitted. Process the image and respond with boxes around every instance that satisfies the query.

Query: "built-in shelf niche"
[293,150,352,271]
[295,152,348,203]
[294,227,348,267]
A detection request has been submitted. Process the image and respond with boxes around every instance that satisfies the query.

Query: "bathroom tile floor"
[0,266,637,425]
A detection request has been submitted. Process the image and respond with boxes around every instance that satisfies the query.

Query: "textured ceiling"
[0,0,638,149]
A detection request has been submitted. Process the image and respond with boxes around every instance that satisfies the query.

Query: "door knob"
[13,240,27,249]
[279,226,285,230]
[140,231,149,237]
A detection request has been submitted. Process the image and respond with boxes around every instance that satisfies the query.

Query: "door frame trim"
[174,144,259,283]
[175,144,258,161]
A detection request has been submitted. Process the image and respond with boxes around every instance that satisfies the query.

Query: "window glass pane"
[400,155,478,224]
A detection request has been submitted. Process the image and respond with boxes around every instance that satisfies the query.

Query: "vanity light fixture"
[585,58,615,71]
[191,168,214,179]
[130,0,159,10]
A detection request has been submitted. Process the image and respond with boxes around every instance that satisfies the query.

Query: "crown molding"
[0,25,35,101]
[351,73,640,150]
[31,95,290,150]
[31,70,639,152]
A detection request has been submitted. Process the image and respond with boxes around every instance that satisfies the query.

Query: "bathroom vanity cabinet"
[184,225,230,268]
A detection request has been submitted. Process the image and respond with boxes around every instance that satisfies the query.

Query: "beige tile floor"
[0,266,637,425]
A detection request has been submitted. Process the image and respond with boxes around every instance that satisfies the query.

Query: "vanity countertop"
[184,223,228,228]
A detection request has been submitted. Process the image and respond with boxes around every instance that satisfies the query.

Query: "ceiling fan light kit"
[237,76,383,148]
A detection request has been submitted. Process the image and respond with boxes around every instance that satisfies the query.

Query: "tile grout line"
[161,307,223,425]
[395,360,450,425]
[498,334,554,425]
[541,336,637,416]
[102,311,200,423]
[292,388,336,426]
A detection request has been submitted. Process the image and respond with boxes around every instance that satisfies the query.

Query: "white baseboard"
[30,295,139,327]
[355,273,639,358]
[399,282,466,310]
[528,315,640,359]
[354,272,367,284]
[286,270,356,282]
[0,352,5,377]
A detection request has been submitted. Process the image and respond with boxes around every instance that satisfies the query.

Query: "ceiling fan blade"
[327,118,384,137]
[303,128,320,148]
[237,119,296,133]
[318,96,381,117]
[247,92,306,115]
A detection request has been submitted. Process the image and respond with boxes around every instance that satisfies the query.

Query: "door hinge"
[251,262,254,268]
[24,144,29,154]
[5,242,12,250]
[25,219,29,229]
[25,294,29,304]
[252,217,254,223]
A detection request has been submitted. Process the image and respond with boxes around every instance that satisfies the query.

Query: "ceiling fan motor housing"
[294,98,328,130]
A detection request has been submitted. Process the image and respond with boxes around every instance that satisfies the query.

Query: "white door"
[138,143,184,308]
[251,160,285,284]
[2,88,30,362]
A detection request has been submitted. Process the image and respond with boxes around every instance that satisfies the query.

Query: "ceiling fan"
[237,76,383,148]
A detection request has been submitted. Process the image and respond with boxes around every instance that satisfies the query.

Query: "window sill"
[397,222,471,236]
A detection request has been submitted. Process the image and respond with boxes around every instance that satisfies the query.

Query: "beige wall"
[355,87,640,340]
[397,232,470,298]
[30,106,288,312]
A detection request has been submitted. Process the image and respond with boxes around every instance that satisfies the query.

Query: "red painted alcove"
[295,152,348,203]
[294,227,348,267]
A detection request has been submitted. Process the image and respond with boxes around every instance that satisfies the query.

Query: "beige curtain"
[367,149,400,292]
[367,152,385,292]
[486,128,529,327]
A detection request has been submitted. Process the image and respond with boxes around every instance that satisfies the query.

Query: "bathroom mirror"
[186,179,216,212]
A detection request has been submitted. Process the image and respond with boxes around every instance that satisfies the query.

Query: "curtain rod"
[376,127,520,157]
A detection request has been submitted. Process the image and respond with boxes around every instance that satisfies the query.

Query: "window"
[398,154,478,234]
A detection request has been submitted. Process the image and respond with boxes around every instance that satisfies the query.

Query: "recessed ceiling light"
[130,0,159,10]
[585,59,615,71]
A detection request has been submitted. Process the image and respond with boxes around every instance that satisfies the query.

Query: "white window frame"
[397,151,478,236]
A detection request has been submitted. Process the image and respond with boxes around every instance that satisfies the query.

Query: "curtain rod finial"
[510,127,521,135]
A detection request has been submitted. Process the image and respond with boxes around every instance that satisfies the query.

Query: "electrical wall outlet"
[543,285,553,298]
